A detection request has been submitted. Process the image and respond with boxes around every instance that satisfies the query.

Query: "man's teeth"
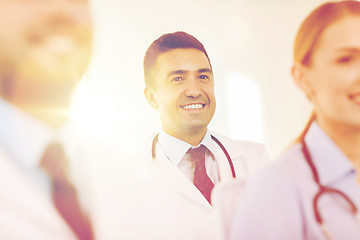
[183,104,204,110]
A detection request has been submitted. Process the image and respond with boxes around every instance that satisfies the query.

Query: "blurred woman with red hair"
[230,1,360,239]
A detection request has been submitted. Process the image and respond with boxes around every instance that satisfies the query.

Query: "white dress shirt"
[0,98,88,239]
[0,99,55,192]
[158,129,220,184]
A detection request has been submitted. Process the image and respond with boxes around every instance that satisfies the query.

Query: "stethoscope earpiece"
[320,223,332,240]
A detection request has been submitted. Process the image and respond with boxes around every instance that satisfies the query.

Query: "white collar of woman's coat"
[305,121,355,186]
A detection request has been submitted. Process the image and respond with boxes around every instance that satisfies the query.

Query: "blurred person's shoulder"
[246,143,308,190]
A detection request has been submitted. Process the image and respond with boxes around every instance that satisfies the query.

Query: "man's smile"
[181,103,206,110]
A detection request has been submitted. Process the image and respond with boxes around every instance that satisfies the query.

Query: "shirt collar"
[158,129,216,166]
[0,98,60,170]
[305,121,355,185]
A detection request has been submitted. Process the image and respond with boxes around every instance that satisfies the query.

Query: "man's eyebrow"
[198,68,212,74]
[335,47,360,54]
[167,70,187,77]
[167,68,212,77]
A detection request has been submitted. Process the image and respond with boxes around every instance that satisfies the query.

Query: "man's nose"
[185,77,202,98]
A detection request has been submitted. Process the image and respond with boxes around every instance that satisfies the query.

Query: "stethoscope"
[300,116,360,239]
[151,133,236,178]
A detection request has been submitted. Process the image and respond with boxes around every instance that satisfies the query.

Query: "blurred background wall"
[73,0,329,159]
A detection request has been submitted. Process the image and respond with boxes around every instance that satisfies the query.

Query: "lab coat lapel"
[155,143,212,209]
[211,133,247,182]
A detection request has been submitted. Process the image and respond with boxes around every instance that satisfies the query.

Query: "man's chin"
[184,121,208,133]
[18,57,88,82]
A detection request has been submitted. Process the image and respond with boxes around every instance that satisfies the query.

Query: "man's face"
[145,48,216,139]
[0,0,92,86]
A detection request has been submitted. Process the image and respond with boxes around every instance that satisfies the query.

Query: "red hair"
[294,1,360,66]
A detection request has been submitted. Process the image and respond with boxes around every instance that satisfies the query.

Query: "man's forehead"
[155,48,211,71]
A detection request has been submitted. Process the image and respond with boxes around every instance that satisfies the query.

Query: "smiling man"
[0,1,94,239]
[145,46,215,146]
[143,31,269,239]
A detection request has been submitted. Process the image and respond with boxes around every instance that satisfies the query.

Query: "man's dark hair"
[143,31,211,87]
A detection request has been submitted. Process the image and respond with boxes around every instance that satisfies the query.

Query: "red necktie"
[188,145,214,204]
[40,143,94,240]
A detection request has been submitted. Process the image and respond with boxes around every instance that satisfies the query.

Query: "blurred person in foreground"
[230,1,360,239]
[0,0,94,239]
[141,31,269,240]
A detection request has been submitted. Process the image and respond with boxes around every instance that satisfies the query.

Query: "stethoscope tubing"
[300,117,359,239]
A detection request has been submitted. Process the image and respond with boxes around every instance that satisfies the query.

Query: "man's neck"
[2,88,72,130]
[9,100,69,129]
[164,128,207,146]
[1,76,74,130]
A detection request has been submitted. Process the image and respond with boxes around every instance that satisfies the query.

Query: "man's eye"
[337,55,354,63]
[172,77,183,82]
[199,75,209,80]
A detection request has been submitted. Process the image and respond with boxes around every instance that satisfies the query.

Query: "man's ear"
[144,87,159,109]
[291,62,315,101]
